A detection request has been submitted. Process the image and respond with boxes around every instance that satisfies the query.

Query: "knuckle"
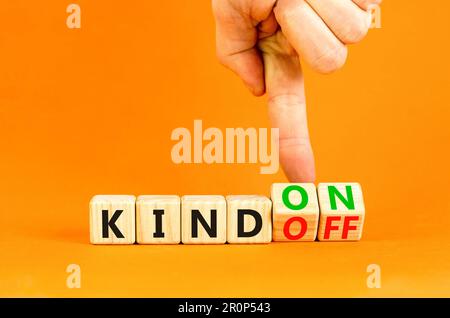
[279,135,311,152]
[312,44,347,74]
[269,94,305,110]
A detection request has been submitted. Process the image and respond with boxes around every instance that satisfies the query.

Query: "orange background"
[1,1,450,297]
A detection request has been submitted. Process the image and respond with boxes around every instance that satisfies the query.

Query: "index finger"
[259,32,316,182]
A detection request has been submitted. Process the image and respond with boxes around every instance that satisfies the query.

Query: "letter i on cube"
[271,183,320,241]
[136,195,181,244]
[317,183,365,241]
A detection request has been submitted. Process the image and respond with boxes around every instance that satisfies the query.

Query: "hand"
[212,0,381,182]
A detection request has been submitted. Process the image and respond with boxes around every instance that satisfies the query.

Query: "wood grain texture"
[317,183,365,241]
[181,195,226,244]
[271,183,319,241]
[89,195,136,244]
[136,195,180,244]
[226,195,272,244]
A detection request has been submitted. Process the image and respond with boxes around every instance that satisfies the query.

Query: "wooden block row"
[89,183,365,244]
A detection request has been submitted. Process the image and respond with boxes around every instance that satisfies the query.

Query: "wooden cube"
[226,195,272,244]
[89,195,136,244]
[317,183,365,241]
[136,195,180,244]
[271,183,319,242]
[181,195,226,244]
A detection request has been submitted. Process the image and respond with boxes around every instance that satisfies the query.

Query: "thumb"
[259,32,316,182]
